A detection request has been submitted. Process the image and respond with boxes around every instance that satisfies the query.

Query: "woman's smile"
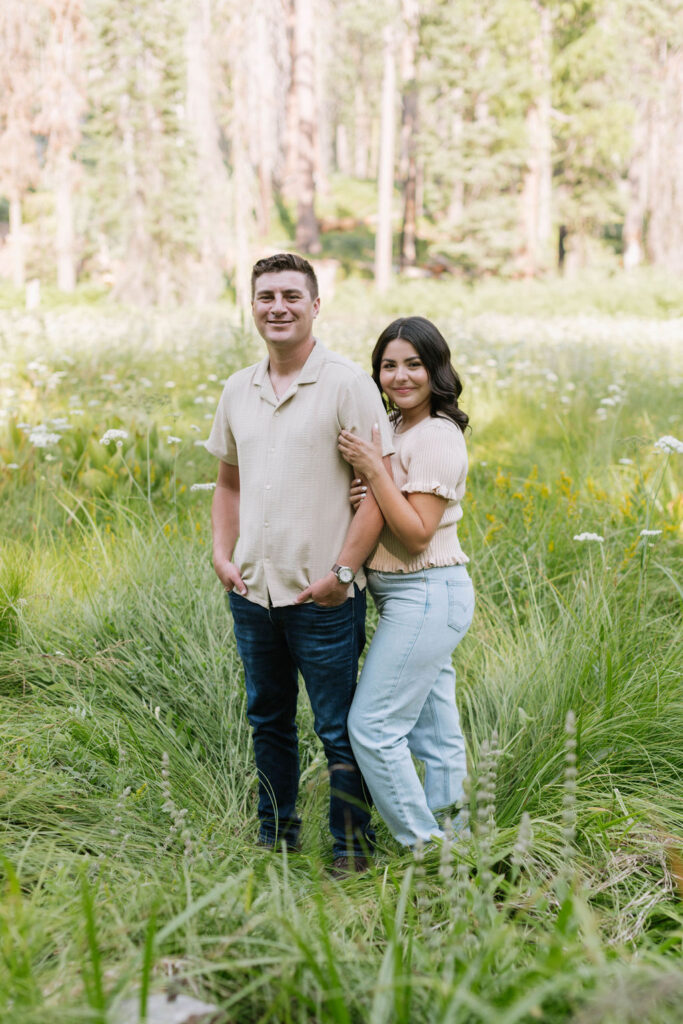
[379,338,432,424]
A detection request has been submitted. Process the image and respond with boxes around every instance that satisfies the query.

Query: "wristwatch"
[331,564,355,585]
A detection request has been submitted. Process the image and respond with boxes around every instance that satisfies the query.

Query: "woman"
[337,316,474,849]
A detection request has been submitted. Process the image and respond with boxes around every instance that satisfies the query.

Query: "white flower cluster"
[573,532,604,542]
[29,427,61,447]
[190,482,216,492]
[654,435,683,455]
[99,428,128,445]
[167,435,182,444]
[640,528,662,537]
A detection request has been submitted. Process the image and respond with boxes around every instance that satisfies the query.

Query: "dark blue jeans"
[228,588,374,858]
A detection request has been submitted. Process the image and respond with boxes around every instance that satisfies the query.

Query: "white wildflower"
[190,424,201,431]
[573,532,604,543]
[154,706,161,721]
[600,397,618,407]
[596,408,608,419]
[29,428,61,447]
[560,395,571,405]
[190,482,216,492]
[167,435,182,444]
[640,529,662,537]
[164,380,176,388]
[99,428,128,445]
[207,374,218,382]
[7,463,19,469]
[654,435,683,455]
[619,458,633,465]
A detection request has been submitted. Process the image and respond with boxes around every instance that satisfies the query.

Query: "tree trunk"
[252,0,275,237]
[55,153,76,292]
[186,0,226,300]
[623,108,648,270]
[399,0,419,270]
[518,0,552,277]
[447,93,464,226]
[9,194,25,290]
[282,0,299,201]
[353,78,369,179]
[375,26,396,293]
[336,121,350,174]
[230,10,253,317]
[294,0,320,253]
[646,48,683,270]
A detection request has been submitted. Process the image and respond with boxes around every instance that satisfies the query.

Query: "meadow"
[1,274,682,1023]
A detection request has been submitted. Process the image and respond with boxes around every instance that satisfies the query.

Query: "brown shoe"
[330,855,369,878]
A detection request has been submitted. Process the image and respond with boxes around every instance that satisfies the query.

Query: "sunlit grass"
[1,299,682,1022]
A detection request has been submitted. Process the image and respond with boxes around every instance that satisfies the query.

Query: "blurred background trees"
[0,0,681,303]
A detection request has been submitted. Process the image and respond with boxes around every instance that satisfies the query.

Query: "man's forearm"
[211,484,240,566]
[335,489,384,572]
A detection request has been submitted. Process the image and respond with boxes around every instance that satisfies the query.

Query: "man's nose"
[271,294,285,313]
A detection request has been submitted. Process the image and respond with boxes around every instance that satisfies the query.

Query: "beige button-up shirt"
[207,341,394,608]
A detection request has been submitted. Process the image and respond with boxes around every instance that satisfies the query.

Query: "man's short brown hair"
[251,253,319,300]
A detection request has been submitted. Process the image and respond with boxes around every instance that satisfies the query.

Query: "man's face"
[252,271,320,349]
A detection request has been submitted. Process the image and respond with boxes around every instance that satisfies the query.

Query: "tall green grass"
[1,307,682,1022]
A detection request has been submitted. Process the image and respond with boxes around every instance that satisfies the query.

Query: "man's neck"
[266,337,316,379]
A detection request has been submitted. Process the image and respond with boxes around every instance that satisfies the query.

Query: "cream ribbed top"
[367,414,469,572]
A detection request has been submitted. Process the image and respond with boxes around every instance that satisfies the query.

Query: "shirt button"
[264,522,269,528]
[274,411,280,417]
[265,484,271,490]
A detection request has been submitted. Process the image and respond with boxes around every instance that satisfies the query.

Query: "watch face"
[338,567,354,584]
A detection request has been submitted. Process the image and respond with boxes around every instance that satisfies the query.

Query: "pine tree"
[0,0,43,289]
[85,0,197,304]
[36,0,88,292]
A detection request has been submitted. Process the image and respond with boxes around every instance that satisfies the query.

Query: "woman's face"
[378,338,431,419]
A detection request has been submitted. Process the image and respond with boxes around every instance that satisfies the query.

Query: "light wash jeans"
[348,565,474,848]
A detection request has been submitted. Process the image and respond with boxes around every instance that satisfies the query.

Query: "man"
[207,252,393,873]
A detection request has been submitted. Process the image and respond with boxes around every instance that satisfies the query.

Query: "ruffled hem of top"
[402,481,460,500]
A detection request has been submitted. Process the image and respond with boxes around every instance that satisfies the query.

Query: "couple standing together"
[207,253,474,874]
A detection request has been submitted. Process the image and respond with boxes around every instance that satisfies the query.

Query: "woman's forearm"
[365,463,438,555]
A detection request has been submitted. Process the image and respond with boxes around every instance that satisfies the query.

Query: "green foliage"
[83,0,198,302]
[0,305,681,1021]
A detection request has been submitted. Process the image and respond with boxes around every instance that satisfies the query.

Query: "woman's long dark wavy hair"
[371,316,469,433]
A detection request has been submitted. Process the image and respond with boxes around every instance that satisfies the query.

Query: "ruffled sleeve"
[399,417,467,500]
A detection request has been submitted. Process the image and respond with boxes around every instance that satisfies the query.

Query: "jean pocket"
[447,580,475,633]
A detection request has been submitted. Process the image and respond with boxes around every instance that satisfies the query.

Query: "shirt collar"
[251,339,326,388]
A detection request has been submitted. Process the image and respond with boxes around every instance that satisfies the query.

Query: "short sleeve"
[338,372,395,456]
[205,382,238,464]
[401,420,467,500]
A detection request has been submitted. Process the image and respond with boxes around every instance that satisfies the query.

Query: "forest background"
[1,0,683,303]
[1,2,683,1023]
